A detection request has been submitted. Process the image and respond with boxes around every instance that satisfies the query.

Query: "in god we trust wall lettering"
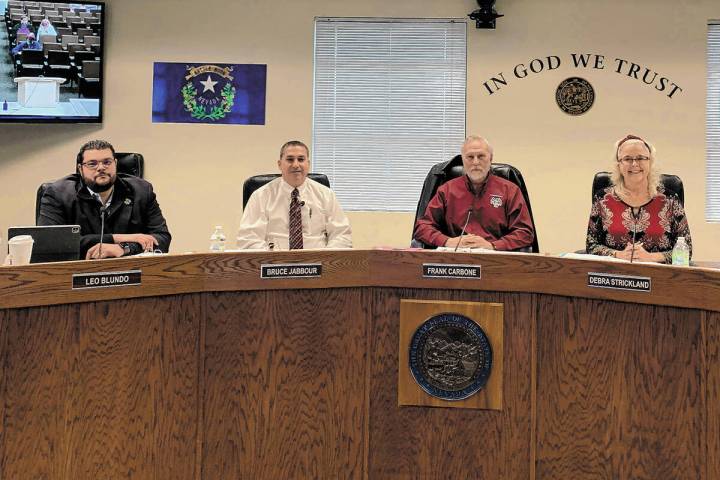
[482,53,683,103]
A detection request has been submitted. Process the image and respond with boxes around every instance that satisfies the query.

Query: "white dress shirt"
[237,177,352,250]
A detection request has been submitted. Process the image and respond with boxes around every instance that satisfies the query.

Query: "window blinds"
[313,18,467,211]
[707,21,720,221]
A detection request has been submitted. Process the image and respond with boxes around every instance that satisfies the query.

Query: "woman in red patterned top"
[586,134,691,263]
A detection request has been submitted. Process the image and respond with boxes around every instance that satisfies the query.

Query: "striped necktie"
[289,188,303,250]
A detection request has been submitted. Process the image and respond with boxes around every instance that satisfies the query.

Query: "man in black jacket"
[37,140,171,259]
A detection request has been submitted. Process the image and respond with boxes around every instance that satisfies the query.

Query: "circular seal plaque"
[409,313,493,401]
[556,77,595,115]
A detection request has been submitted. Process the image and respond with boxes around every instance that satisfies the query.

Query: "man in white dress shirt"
[237,140,352,250]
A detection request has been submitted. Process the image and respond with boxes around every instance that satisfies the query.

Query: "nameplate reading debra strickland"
[587,272,651,292]
[72,270,142,290]
[260,263,322,279]
[422,263,481,279]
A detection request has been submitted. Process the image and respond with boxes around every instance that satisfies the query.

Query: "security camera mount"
[468,0,504,29]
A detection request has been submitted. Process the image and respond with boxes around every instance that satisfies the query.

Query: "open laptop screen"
[8,225,81,263]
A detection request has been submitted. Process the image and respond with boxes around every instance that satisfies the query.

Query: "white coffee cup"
[8,235,34,266]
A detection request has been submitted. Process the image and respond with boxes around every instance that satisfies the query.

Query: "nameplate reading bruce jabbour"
[72,270,142,290]
[423,263,481,279]
[587,272,651,292]
[260,263,322,279]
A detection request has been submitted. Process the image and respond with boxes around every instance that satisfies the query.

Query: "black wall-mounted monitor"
[1,0,105,123]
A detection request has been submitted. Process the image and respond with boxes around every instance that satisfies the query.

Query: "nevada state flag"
[152,62,266,124]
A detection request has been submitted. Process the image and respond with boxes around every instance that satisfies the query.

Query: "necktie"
[289,188,303,250]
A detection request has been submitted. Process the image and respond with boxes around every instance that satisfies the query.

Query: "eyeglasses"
[618,155,650,165]
[80,159,115,170]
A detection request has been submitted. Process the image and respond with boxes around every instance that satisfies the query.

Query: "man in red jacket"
[413,135,535,251]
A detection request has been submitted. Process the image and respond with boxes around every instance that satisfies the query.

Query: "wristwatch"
[118,242,132,256]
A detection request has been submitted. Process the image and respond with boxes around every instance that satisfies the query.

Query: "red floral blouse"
[586,188,692,263]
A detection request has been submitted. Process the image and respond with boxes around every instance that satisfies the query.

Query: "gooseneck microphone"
[630,208,639,263]
[92,192,108,258]
[454,208,473,252]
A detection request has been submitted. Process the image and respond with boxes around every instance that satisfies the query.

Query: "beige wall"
[1,0,718,258]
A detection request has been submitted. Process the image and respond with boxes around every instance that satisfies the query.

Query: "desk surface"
[1,249,719,312]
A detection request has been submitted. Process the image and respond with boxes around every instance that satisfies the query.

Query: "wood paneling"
[201,288,368,479]
[369,288,535,479]
[536,297,704,479]
[368,250,720,312]
[2,251,719,312]
[0,250,369,310]
[0,295,200,479]
[1,252,719,479]
[706,311,720,480]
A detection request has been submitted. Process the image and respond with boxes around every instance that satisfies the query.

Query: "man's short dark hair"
[279,140,309,159]
[76,139,115,164]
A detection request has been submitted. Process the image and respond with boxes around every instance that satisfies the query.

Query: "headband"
[616,134,651,159]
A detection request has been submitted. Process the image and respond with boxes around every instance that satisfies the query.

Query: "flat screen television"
[1,0,104,123]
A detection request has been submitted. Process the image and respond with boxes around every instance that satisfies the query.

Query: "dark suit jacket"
[37,173,171,257]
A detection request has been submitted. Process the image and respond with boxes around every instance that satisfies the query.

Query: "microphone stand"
[98,206,106,258]
[630,209,638,263]
[454,209,473,252]
[93,192,108,258]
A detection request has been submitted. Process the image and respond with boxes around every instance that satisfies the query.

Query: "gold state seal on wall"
[556,76,595,115]
[409,313,493,400]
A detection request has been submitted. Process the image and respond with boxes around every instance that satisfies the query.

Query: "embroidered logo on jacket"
[490,195,503,208]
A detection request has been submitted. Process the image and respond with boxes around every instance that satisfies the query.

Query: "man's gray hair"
[462,135,494,158]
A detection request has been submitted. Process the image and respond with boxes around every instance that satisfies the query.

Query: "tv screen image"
[1,0,104,123]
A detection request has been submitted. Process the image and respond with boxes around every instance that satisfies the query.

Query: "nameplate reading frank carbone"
[261,263,322,279]
[72,270,142,290]
[587,272,651,292]
[423,263,481,279]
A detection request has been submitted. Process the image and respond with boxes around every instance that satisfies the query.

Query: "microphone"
[92,192,108,258]
[630,208,639,263]
[454,208,473,252]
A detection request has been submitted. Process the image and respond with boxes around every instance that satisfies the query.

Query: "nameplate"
[422,263,481,279]
[260,263,322,279]
[72,270,142,290]
[587,272,651,292]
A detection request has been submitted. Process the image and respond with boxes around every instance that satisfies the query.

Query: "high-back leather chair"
[591,171,684,205]
[35,152,145,223]
[411,154,539,252]
[242,173,331,209]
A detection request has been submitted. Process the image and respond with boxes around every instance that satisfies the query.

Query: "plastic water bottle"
[671,236,690,266]
[209,226,226,252]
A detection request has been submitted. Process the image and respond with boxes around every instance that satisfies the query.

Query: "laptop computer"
[7,225,81,263]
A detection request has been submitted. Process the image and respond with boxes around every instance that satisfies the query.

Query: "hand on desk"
[112,233,158,252]
[614,243,665,263]
[86,243,123,260]
[445,234,494,250]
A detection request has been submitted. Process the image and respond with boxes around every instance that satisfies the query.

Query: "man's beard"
[85,174,115,192]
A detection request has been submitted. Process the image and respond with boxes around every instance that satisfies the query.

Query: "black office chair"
[44,49,72,83]
[591,171,684,205]
[242,173,330,209]
[15,49,45,76]
[35,152,145,223]
[411,154,540,252]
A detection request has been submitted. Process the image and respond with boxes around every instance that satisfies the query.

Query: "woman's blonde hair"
[610,134,660,197]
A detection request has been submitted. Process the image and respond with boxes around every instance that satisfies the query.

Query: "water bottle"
[671,236,690,266]
[209,225,226,252]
